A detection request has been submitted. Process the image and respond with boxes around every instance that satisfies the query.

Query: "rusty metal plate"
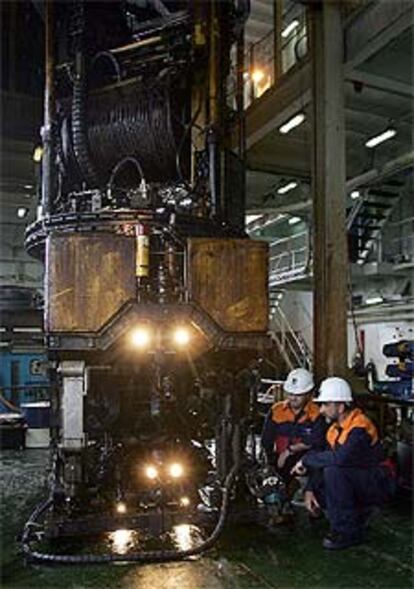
[45,233,135,333]
[188,238,268,333]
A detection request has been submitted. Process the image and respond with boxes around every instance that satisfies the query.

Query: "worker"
[261,368,327,486]
[292,377,395,550]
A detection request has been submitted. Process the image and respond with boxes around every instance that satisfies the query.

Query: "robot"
[22,0,279,563]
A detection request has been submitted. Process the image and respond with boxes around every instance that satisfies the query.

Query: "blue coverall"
[261,400,327,481]
[303,408,395,539]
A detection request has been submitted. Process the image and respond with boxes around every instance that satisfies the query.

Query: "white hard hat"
[316,377,353,403]
[283,368,314,395]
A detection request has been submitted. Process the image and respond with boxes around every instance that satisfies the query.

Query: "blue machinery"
[369,340,413,400]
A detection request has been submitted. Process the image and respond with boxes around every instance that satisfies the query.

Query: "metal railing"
[227,5,309,110]
[384,234,414,265]
[268,230,310,286]
[269,305,312,370]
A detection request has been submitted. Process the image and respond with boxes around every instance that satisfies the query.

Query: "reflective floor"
[1,450,413,589]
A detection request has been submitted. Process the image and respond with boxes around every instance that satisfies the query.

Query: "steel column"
[310,1,348,380]
[273,0,282,84]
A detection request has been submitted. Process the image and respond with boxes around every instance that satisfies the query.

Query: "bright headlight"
[131,326,151,348]
[173,327,190,346]
[145,465,158,480]
[169,462,184,478]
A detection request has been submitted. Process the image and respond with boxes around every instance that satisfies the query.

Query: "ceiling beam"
[346,150,414,190]
[345,1,413,70]
[246,200,312,215]
[345,70,414,100]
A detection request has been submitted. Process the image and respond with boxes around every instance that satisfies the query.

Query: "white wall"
[280,291,412,380]
[279,290,313,350]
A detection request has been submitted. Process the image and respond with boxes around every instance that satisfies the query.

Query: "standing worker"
[292,377,395,550]
[261,368,327,487]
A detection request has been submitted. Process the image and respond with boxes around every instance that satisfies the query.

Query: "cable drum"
[86,78,187,185]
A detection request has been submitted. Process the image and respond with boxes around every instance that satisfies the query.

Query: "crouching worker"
[261,368,327,499]
[292,377,395,550]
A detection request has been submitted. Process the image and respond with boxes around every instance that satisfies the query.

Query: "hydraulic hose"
[21,465,238,565]
[107,156,145,193]
[71,1,100,187]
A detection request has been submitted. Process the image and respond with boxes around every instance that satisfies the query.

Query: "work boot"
[322,531,363,550]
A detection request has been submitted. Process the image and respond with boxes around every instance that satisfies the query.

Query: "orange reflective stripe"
[327,424,341,448]
[326,408,378,447]
[271,400,320,424]
[302,402,320,422]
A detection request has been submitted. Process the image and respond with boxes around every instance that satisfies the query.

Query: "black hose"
[70,1,99,187]
[72,63,100,187]
[107,156,145,193]
[90,51,121,83]
[21,466,238,564]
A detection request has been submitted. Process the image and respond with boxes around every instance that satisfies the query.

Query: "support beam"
[310,1,348,380]
[346,71,414,101]
[345,0,413,70]
[346,150,414,190]
[273,0,282,84]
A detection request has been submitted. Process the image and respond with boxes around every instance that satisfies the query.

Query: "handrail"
[277,306,311,364]
[346,197,364,231]
[269,304,312,370]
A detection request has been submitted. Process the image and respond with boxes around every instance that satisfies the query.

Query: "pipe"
[235,22,246,230]
[41,0,56,216]
[22,465,238,564]
[207,1,221,217]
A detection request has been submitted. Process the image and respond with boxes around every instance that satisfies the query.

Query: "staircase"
[269,299,313,371]
[264,179,404,286]
[347,180,403,264]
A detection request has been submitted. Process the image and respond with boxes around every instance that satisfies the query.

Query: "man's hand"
[304,490,320,516]
[277,449,291,469]
[290,459,306,476]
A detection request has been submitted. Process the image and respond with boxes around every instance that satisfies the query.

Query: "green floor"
[1,450,413,589]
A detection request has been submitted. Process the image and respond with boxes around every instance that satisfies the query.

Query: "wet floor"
[1,450,413,589]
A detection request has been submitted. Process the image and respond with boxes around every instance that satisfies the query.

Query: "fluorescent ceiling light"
[350,190,360,199]
[288,216,301,225]
[279,113,305,134]
[277,181,298,195]
[33,146,43,162]
[281,20,300,38]
[246,214,263,224]
[24,184,33,190]
[365,128,396,149]
[17,207,28,219]
[366,296,383,305]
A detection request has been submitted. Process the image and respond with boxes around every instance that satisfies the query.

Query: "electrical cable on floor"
[21,465,238,565]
